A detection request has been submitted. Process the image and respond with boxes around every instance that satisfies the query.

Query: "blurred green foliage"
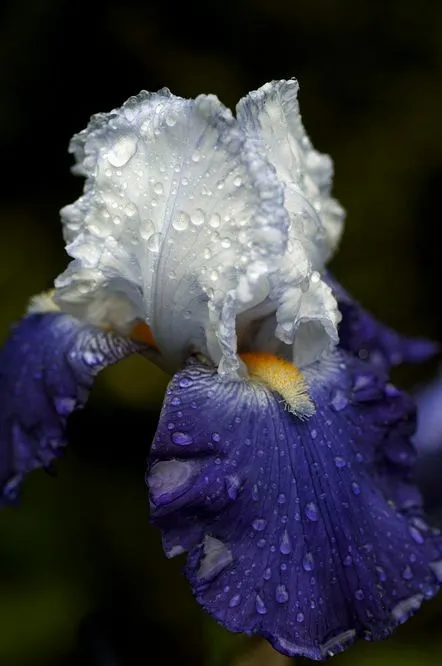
[1,0,442,664]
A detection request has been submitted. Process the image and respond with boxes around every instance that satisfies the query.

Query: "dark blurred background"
[1,0,442,664]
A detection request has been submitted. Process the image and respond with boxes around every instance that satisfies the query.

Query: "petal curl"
[147,355,442,660]
[0,312,138,503]
[55,89,289,375]
[237,79,343,362]
[327,275,439,368]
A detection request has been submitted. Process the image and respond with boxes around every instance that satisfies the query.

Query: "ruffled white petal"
[54,90,289,374]
[237,79,343,365]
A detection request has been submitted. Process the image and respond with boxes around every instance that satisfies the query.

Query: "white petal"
[236,79,343,364]
[54,90,289,374]
[237,78,345,266]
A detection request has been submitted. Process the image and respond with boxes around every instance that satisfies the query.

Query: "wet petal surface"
[0,313,137,503]
[147,355,442,660]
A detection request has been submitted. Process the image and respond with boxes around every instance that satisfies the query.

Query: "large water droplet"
[191,208,205,226]
[171,431,193,446]
[255,594,267,615]
[107,136,137,167]
[252,518,267,532]
[154,182,164,195]
[147,232,161,252]
[334,456,346,469]
[275,584,289,603]
[280,530,292,554]
[208,213,221,228]
[305,502,319,521]
[173,211,190,231]
[179,377,193,388]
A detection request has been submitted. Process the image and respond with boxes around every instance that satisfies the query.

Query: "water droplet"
[225,475,240,500]
[179,377,193,388]
[154,182,164,195]
[171,432,193,446]
[191,208,205,226]
[147,232,161,252]
[165,110,177,127]
[221,237,231,249]
[257,538,266,548]
[191,152,201,162]
[305,502,319,521]
[302,552,314,571]
[167,422,174,430]
[171,397,181,406]
[311,429,318,440]
[296,612,305,623]
[263,567,271,580]
[409,525,424,544]
[343,555,353,566]
[107,136,137,167]
[376,566,387,582]
[255,594,267,615]
[351,482,361,496]
[124,203,137,217]
[209,269,219,282]
[212,432,221,442]
[173,211,190,231]
[275,584,289,603]
[402,565,413,580]
[252,518,267,532]
[334,456,346,468]
[208,213,221,228]
[331,390,348,412]
[277,493,286,505]
[355,589,364,601]
[280,530,292,554]
[233,175,242,187]
[229,593,241,608]
[252,485,259,501]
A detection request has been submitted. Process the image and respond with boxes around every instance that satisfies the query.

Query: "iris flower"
[1,79,441,660]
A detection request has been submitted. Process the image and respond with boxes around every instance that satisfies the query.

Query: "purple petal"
[0,312,137,503]
[147,355,442,660]
[326,274,439,368]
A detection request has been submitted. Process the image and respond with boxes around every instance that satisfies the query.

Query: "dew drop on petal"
[351,482,361,496]
[252,518,267,532]
[255,594,267,615]
[305,502,319,521]
[275,584,289,603]
[280,530,292,554]
[179,377,193,388]
[173,211,190,231]
[263,567,271,581]
[191,208,205,226]
[302,552,314,571]
[171,432,193,446]
[229,594,241,608]
[297,612,305,623]
[147,232,161,252]
[334,456,346,468]
[355,589,364,601]
[330,390,348,412]
[409,525,424,544]
[402,565,413,580]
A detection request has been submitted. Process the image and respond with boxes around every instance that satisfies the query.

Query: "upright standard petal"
[237,80,343,365]
[0,310,138,504]
[147,355,442,660]
[54,90,289,375]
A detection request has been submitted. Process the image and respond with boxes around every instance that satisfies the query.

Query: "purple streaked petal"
[0,312,137,503]
[147,355,442,660]
[326,274,439,368]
